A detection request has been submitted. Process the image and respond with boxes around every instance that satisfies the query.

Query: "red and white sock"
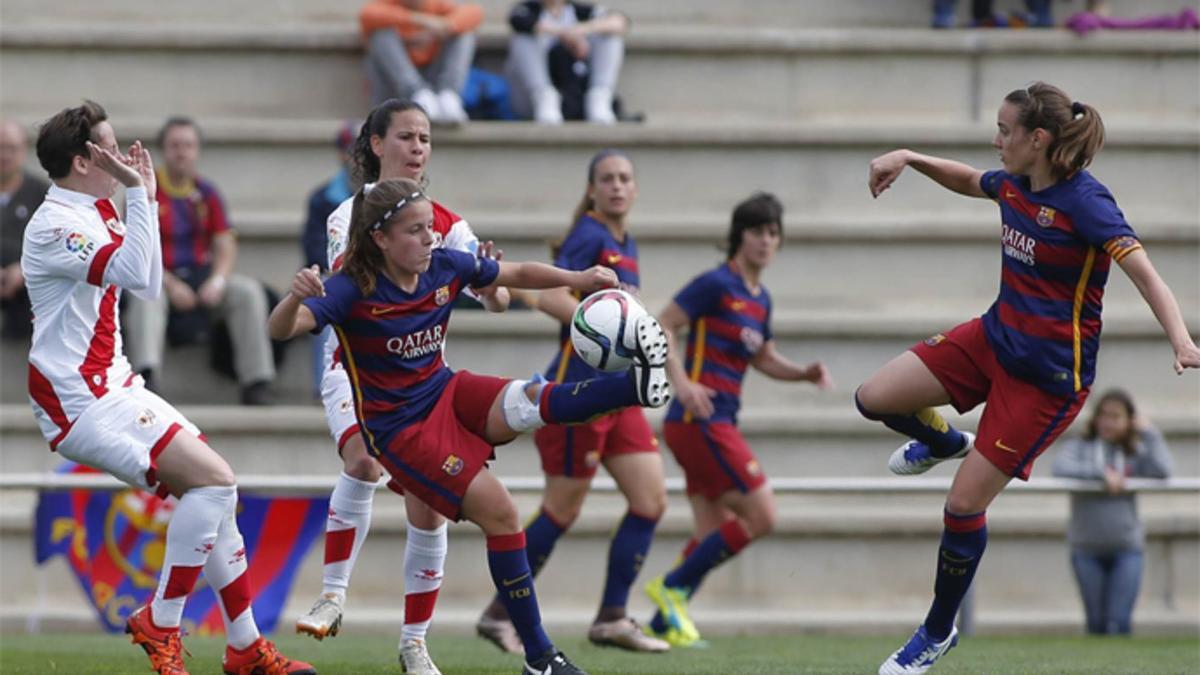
[400,522,447,642]
[322,472,377,600]
[151,485,236,628]
[204,498,260,650]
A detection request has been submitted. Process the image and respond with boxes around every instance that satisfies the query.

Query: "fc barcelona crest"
[435,285,450,306]
[1036,206,1056,228]
[442,454,464,476]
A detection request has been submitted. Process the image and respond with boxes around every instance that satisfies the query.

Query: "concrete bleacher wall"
[1,0,1197,636]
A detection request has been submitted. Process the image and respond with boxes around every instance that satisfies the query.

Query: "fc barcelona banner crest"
[34,462,327,634]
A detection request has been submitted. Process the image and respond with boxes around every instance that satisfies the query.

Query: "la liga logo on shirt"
[64,232,96,261]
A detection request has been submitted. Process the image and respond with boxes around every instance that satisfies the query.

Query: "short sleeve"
[443,248,500,289]
[302,273,359,332]
[554,225,602,272]
[762,292,774,343]
[1074,185,1141,260]
[24,219,117,287]
[672,271,720,320]
[326,201,351,272]
[979,169,1006,200]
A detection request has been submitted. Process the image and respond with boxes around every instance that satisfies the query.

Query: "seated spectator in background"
[1051,389,1173,636]
[506,0,629,124]
[932,0,1053,28]
[301,119,359,397]
[123,117,277,405]
[0,118,48,340]
[360,0,482,125]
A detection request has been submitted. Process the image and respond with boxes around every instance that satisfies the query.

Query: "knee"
[343,453,382,483]
[746,509,776,540]
[629,487,667,522]
[944,494,985,519]
[854,385,884,421]
[543,500,581,530]
[488,501,522,535]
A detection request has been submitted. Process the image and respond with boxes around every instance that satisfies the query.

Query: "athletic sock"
[486,532,555,661]
[488,508,566,619]
[650,537,698,633]
[855,394,967,459]
[151,485,236,628]
[924,509,988,640]
[538,374,640,425]
[600,510,659,612]
[322,472,377,599]
[401,522,447,642]
[663,520,751,593]
[204,497,260,650]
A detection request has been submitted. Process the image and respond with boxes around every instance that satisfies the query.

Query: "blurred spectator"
[360,0,482,125]
[932,0,1053,28]
[123,117,277,405]
[1051,389,1173,635]
[0,118,47,340]
[301,120,359,397]
[506,0,629,124]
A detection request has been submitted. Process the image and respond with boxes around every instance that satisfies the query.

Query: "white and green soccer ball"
[570,289,647,372]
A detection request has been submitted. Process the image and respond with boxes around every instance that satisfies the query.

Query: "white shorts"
[55,386,201,497]
[321,366,360,452]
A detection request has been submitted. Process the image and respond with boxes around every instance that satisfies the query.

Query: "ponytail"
[1004,82,1105,180]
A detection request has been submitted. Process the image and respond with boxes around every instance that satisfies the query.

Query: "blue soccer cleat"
[888,432,974,475]
[878,625,959,675]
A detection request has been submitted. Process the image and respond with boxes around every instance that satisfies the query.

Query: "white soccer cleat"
[879,625,958,675]
[631,314,671,408]
[888,432,974,476]
[399,637,442,675]
[295,592,344,640]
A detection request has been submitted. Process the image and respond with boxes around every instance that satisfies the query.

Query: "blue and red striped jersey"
[544,212,640,383]
[978,169,1141,396]
[154,171,231,272]
[302,249,499,454]
[665,261,773,424]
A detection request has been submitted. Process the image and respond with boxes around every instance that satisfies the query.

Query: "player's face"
[83,121,121,198]
[374,110,431,182]
[588,156,637,219]
[993,102,1040,176]
[376,200,436,275]
[1094,399,1132,443]
[736,222,781,271]
[161,124,200,179]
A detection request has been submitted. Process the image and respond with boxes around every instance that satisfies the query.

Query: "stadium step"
[2,25,1197,124]
[2,0,1195,30]
[3,485,1196,635]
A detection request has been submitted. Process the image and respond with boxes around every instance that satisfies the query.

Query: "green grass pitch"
[1,632,1197,674]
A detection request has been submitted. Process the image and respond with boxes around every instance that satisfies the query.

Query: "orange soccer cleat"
[223,637,317,675]
[126,605,190,675]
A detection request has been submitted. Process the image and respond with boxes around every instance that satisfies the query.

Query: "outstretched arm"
[487,261,616,294]
[750,341,834,388]
[1118,249,1200,373]
[268,265,322,340]
[869,149,987,199]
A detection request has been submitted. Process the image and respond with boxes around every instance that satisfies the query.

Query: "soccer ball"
[570,289,647,372]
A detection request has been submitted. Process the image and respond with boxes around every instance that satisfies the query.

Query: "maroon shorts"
[372,370,510,520]
[911,317,1089,480]
[534,407,658,478]
[663,421,767,500]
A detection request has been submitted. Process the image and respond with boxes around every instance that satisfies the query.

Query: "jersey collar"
[46,183,106,208]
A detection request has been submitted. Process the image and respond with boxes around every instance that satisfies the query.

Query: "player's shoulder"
[329,194,355,226]
[431,200,464,232]
[24,198,92,245]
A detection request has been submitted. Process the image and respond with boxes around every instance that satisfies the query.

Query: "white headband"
[371,191,425,231]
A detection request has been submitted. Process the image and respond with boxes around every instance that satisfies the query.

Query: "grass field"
[1,632,1198,674]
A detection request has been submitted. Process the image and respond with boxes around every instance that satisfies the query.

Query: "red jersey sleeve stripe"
[86,243,120,286]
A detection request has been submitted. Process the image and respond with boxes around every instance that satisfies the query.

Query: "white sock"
[150,485,236,628]
[204,498,260,650]
[400,522,447,642]
[322,472,377,599]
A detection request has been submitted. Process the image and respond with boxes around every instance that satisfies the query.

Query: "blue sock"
[525,508,566,576]
[539,374,639,425]
[487,533,554,661]
[663,520,750,593]
[923,509,988,641]
[600,511,659,610]
[855,393,967,459]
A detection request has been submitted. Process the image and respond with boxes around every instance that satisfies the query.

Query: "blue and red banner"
[34,462,327,635]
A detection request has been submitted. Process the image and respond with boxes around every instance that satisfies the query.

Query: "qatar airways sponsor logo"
[1001,224,1037,266]
[386,324,445,359]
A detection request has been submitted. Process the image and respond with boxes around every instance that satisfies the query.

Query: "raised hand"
[477,241,504,299]
[128,140,156,196]
[574,265,618,292]
[86,141,142,188]
[868,150,910,198]
[291,264,325,300]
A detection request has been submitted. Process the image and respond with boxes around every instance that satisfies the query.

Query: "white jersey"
[23,184,162,449]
